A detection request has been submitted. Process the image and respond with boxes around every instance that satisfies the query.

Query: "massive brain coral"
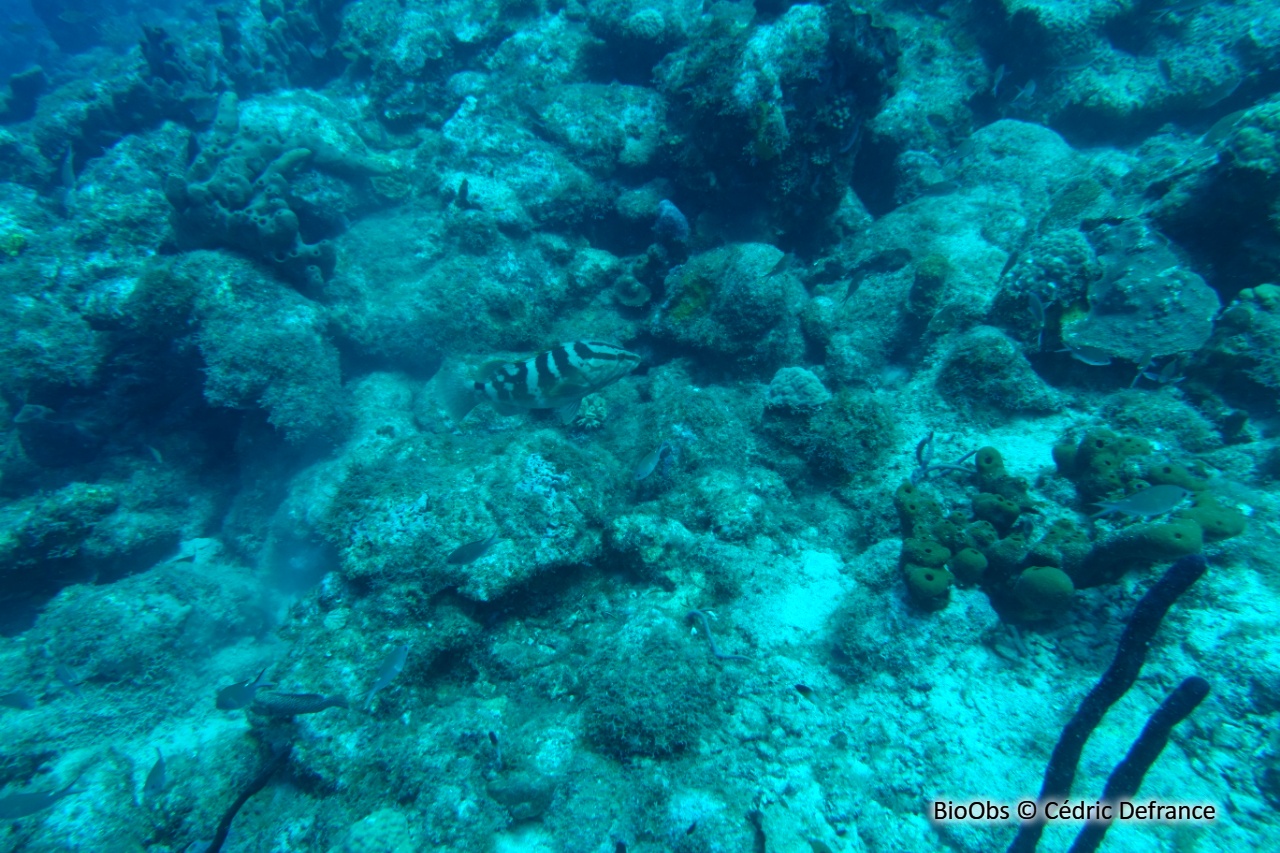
[164,92,337,289]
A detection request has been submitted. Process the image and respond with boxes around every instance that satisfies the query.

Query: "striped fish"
[440,341,641,424]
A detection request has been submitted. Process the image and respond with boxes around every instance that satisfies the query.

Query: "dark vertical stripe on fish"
[552,345,572,377]
[535,351,554,391]
[573,341,594,361]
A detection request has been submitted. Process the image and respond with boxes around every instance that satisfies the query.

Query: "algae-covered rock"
[937,326,1062,413]
[0,482,118,576]
[584,619,718,758]
[655,242,805,370]
[765,366,832,411]
[1059,236,1219,365]
[909,253,950,316]
[194,253,349,444]
[332,808,415,853]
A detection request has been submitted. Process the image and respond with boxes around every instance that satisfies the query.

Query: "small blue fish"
[991,63,1006,97]
[0,778,79,820]
[634,442,674,482]
[0,690,36,710]
[144,748,166,798]
[365,645,409,710]
[447,533,501,565]
[13,404,53,424]
[55,664,83,699]
[1142,359,1185,386]
[1090,485,1191,519]
[1010,78,1036,105]
[1059,343,1113,366]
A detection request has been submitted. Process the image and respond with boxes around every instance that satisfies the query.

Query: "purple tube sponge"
[654,199,690,244]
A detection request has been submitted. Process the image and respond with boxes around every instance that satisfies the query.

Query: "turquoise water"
[1,0,1278,850]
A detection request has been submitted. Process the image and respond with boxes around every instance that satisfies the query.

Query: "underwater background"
[1,0,1279,850]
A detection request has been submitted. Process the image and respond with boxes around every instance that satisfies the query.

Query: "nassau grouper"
[438,340,641,424]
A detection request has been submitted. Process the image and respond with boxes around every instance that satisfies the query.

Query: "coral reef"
[164,92,370,289]
[2,1,1278,850]
[655,242,805,370]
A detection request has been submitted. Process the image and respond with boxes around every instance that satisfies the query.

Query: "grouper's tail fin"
[434,360,480,423]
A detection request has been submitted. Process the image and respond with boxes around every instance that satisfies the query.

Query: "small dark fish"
[1199,76,1241,109]
[1097,252,1128,287]
[1200,108,1249,147]
[856,247,914,275]
[447,533,501,565]
[13,404,53,424]
[488,730,504,769]
[767,253,794,276]
[1091,484,1192,519]
[1154,0,1218,22]
[1011,79,1037,105]
[1028,292,1046,349]
[1141,359,1185,385]
[843,248,914,303]
[991,63,1006,97]
[251,692,348,717]
[998,249,1021,282]
[216,667,273,711]
[1059,343,1113,366]
[189,98,218,125]
[55,664,83,698]
[1131,351,1156,388]
[634,442,673,482]
[915,430,936,469]
[144,748,166,798]
[1055,49,1097,74]
[838,120,861,154]
[365,644,409,709]
[0,779,78,820]
[919,179,959,198]
[0,690,36,710]
[1158,58,1173,81]
[60,147,75,190]
[946,138,976,168]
